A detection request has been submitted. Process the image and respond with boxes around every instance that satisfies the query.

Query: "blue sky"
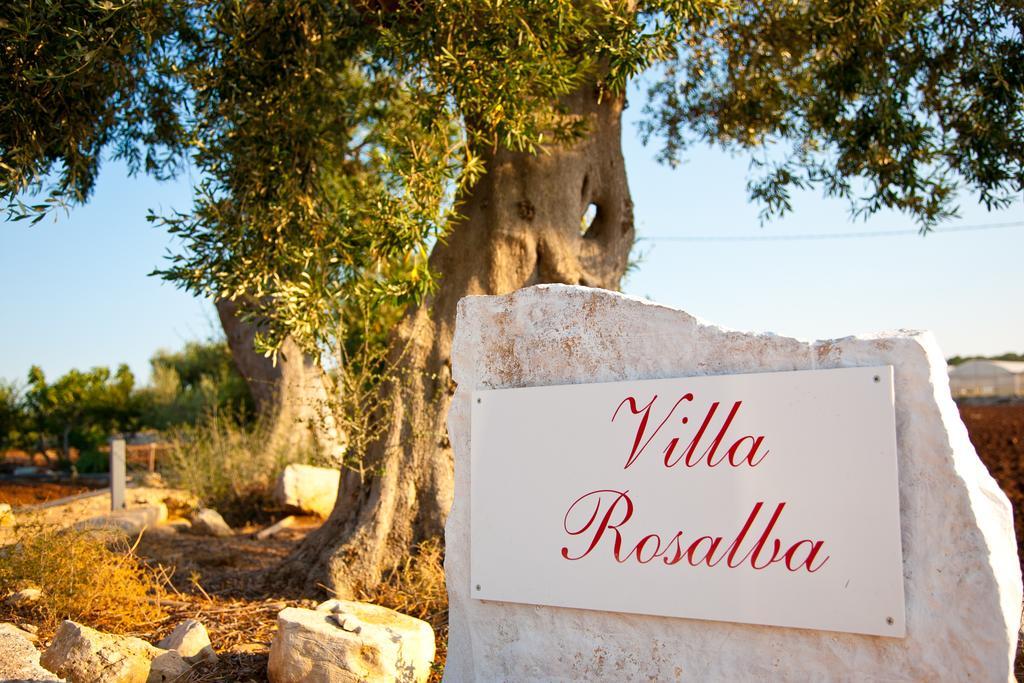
[2,101,1022,386]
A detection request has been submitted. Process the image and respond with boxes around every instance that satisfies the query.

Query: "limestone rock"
[158,619,217,664]
[444,284,1022,682]
[147,650,191,682]
[189,508,233,537]
[20,622,39,637]
[267,601,435,683]
[0,622,63,681]
[4,586,43,607]
[76,504,168,537]
[273,464,340,518]
[39,620,189,683]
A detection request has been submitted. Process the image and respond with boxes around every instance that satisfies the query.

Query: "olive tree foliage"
[3,0,1019,351]
[155,3,459,357]
[152,1,716,358]
[1,0,188,221]
[2,0,715,355]
[641,0,1024,226]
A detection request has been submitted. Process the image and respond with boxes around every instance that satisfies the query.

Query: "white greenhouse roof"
[950,360,1024,376]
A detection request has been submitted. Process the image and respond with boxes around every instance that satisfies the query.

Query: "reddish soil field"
[958,403,1024,573]
[0,480,100,507]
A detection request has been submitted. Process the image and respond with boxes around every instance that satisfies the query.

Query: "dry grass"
[358,537,448,682]
[0,524,167,636]
[161,412,316,526]
[0,507,452,680]
[359,537,447,627]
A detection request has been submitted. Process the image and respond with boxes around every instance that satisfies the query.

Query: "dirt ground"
[0,479,446,682]
[136,523,322,682]
[0,480,102,507]
[137,519,446,682]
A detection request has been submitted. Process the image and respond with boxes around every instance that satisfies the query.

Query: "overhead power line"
[638,219,1024,243]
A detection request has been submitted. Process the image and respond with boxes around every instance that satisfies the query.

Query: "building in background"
[949,360,1024,398]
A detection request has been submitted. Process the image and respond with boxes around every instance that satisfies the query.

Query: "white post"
[110,437,126,511]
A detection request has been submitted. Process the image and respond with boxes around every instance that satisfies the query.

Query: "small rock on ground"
[40,620,190,683]
[188,508,233,537]
[0,502,15,526]
[158,618,217,664]
[4,586,43,607]
[0,622,63,681]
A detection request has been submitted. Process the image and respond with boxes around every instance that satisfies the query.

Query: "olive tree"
[270,0,1023,596]
[3,0,1021,597]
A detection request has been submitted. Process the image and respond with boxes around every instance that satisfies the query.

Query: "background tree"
[139,338,255,428]
[949,353,1024,366]
[22,364,141,463]
[0,381,25,453]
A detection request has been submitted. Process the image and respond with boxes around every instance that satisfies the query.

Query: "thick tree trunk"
[272,80,635,596]
[215,299,344,462]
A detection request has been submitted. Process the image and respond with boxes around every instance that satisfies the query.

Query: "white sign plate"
[470,366,905,637]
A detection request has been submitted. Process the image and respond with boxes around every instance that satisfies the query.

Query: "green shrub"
[139,340,255,430]
[74,449,108,473]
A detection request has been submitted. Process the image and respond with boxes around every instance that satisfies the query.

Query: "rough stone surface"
[40,620,189,683]
[158,619,217,664]
[4,586,43,607]
[76,504,168,537]
[273,464,340,518]
[188,508,233,537]
[146,650,191,682]
[444,284,1023,682]
[0,622,63,681]
[267,600,434,683]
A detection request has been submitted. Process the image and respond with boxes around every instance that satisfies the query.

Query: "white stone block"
[274,464,340,518]
[40,620,189,683]
[188,507,233,537]
[268,601,434,682]
[75,504,168,537]
[444,284,1022,682]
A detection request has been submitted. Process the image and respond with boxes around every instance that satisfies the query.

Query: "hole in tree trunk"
[581,203,598,235]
